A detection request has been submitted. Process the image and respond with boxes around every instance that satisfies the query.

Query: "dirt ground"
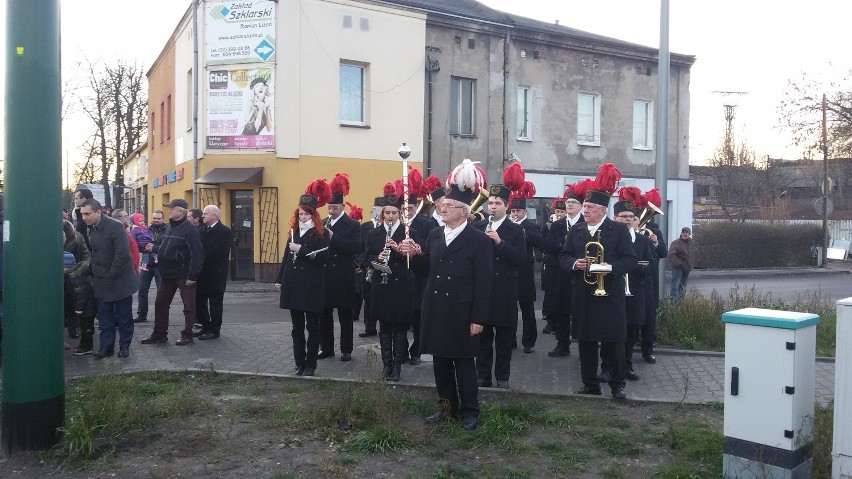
[0,372,724,479]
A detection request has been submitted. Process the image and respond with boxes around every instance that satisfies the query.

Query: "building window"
[577,92,601,146]
[160,101,165,144]
[633,100,653,149]
[150,112,155,149]
[450,77,475,136]
[340,63,366,125]
[517,86,531,140]
[167,95,172,140]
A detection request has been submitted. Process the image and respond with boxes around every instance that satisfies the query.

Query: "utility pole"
[822,93,829,266]
[2,0,65,453]
[655,0,670,301]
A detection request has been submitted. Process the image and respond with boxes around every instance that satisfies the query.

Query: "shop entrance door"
[230,190,255,281]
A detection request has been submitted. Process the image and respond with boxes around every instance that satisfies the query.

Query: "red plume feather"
[393,179,405,199]
[517,181,536,199]
[644,188,662,208]
[346,202,363,221]
[593,163,621,195]
[421,175,443,198]
[383,182,395,196]
[502,163,525,191]
[570,179,594,201]
[407,166,423,197]
[550,197,565,209]
[329,173,350,196]
[305,179,332,208]
[618,186,643,207]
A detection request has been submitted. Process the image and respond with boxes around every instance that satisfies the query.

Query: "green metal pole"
[2,0,65,453]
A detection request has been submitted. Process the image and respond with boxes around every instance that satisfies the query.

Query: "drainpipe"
[502,28,511,171]
[425,54,439,176]
[192,0,200,207]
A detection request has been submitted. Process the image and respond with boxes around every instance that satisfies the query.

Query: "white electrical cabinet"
[833,298,852,479]
[722,307,820,479]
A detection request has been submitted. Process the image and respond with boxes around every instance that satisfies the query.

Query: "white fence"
[695,219,852,245]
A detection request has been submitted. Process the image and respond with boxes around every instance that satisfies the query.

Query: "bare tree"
[77,59,147,207]
[778,70,852,159]
[701,140,760,220]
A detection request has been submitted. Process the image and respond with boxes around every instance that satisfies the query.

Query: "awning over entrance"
[194,167,264,185]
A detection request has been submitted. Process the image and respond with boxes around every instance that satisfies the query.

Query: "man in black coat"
[141,199,204,346]
[319,192,362,361]
[510,197,543,354]
[473,185,526,389]
[357,197,383,338]
[404,184,493,430]
[544,189,585,357]
[558,190,637,399]
[73,188,94,249]
[404,197,439,365]
[194,205,232,340]
[642,218,667,364]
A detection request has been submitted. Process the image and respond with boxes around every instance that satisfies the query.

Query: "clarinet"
[381,222,392,285]
[486,213,494,230]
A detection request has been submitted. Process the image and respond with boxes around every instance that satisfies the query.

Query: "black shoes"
[140,335,168,344]
[317,351,335,359]
[548,344,571,357]
[496,380,510,389]
[117,346,129,358]
[425,411,449,424]
[408,356,422,365]
[72,347,92,356]
[192,330,205,338]
[461,416,478,430]
[576,385,602,395]
[133,314,147,323]
[339,353,352,362]
[175,338,193,346]
[542,321,555,334]
[93,349,114,360]
[625,370,640,381]
[598,370,612,383]
[643,354,657,364]
[293,365,304,376]
[612,387,627,399]
[523,346,534,354]
[199,331,219,340]
[358,331,377,338]
[477,378,492,388]
[301,368,315,377]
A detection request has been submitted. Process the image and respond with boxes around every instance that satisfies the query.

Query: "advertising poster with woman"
[207,67,274,149]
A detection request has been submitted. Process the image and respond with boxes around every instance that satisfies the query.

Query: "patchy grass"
[658,284,836,356]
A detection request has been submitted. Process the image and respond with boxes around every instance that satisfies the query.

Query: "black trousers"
[625,325,641,371]
[408,309,421,358]
[519,301,537,348]
[555,311,572,347]
[641,285,657,356]
[320,308,353,354]
[433,356,479,419]
[477,325,516,382]
[196,291,224,334]
[361,281,377,334]
[580,340,626,391]
[291,309,320,370]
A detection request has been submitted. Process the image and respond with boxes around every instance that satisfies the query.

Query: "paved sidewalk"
[54,316,835,406]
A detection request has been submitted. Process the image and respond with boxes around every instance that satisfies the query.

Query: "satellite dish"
[814,197,834,216]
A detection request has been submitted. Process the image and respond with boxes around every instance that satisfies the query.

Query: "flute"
[290,227,297,264]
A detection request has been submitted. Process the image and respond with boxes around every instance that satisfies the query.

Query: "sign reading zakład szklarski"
[207,67,275,149]
[206,0,276,64]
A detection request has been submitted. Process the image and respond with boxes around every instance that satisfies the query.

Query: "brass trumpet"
[637,203,664,237]
[583,235,608,297]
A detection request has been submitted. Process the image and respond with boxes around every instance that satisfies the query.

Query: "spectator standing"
[72,188,93,248]
[80,199,139,359]
[194,205,232,340]
[63,221,98,355]
[135,211,166,322]
[668,227,694,299]
[113,209,140,275]
[140,199,203,346]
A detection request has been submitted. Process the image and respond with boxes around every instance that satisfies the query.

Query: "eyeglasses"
[440,205,467,210]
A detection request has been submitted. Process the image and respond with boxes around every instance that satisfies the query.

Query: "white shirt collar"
[587,219,604,237]
[490,215,507,231]
[444,221,467,246]
[567,212,583,227]
[328,213,343,227]
[629,228,636,243]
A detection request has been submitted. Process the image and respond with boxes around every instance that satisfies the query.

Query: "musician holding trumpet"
[558,164,637,399]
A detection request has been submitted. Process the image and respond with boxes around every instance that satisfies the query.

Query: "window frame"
[517,86,531,141]
[450,76,475,137]
[339,62,367,127]
[632,99,654,150]
[577,92,601,146]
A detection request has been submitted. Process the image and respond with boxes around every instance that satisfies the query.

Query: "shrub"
[693,222,821,268]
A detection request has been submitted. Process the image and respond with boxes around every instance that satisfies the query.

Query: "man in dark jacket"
[668,227,694,299]
[141,199,203,346]
[642,219,667,363]
[81,199,140,359]
[558,189,637,399]
[404,197,439,365]
[510,196,543,354]
[135,210,166,322]
[404,183,493,431]
[73,188,94,248]
[357,197,383,338]
[473,185,526,389]
[194,205,232,340]
[319,191,362,361]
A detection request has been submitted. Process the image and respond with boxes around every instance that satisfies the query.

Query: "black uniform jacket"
[473,218,526,328]
[410,214,440,306]
[414,224,493,358]
[276,228,330,314]
[542,216,583,314]
[558,218,637,342]
[626,232,653,326]
[366,223,424,324]
[197,222,232,295]
[517,218,543,303]
[323,213,362,309]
